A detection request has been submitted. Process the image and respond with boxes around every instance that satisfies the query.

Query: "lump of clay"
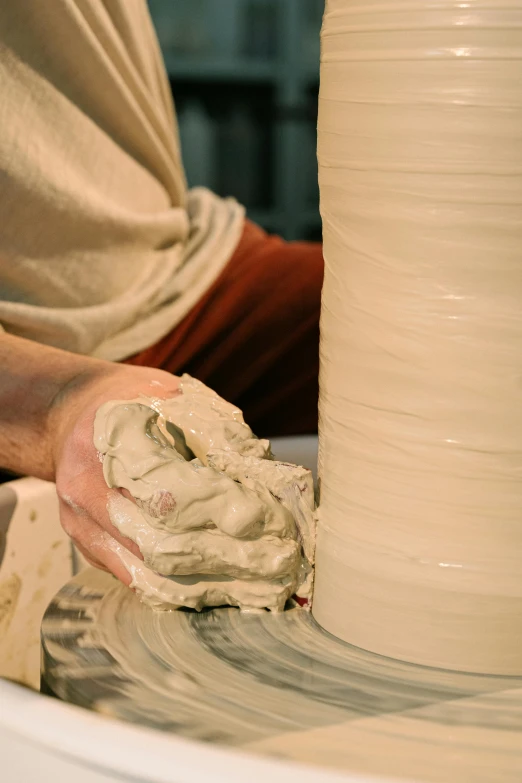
[94,375,316,612]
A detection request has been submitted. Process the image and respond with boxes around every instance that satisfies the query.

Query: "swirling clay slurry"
[94,375,315,612]
[42,570,522,783]
[313,0,522,674]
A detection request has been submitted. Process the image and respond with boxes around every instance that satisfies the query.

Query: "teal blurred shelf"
[249,208,320,234]
[164,54,318,86]
[302,61,320,82]
[164,54,277,83]
[302,209,321,226]
[152,0,322,240]
[248,208,279,226]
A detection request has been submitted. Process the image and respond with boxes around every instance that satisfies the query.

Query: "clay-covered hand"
[93,376,315,612]
[51,365,314,613]
[50,366,181,585]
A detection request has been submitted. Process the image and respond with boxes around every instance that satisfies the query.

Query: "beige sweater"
[0,0,244,360]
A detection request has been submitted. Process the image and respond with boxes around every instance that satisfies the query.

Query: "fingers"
[88,382,308,609]
[58,464,144,561]
[95,398,289,539]
[108,456,276,539]
[150,530,301,580]
[73,541,108,572]
[105,546,295,613]
[107,493,301,580]
[59,501,133,587]
[61,498,296,613]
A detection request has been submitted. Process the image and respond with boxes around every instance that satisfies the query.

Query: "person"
[0,1,323,588]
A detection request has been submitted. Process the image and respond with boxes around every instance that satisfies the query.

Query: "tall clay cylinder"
[314,0,522,674]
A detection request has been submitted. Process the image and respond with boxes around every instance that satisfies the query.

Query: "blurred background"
[148,0,323,241]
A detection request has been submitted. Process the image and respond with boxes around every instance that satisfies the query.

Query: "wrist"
[0,333,113,479]
[46,361,122,477]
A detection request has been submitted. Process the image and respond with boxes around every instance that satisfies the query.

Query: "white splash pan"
[0,678,393,783]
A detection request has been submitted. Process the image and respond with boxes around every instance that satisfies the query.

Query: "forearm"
[0,332,112,480]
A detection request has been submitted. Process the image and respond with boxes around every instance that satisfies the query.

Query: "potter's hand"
[93,376,315,612]
[52,368,314,613]
[51,365,185,587]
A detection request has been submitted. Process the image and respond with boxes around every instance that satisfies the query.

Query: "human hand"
[50,364,181,586]
[51,368,315,612]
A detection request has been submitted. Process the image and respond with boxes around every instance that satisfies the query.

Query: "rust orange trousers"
[125,220,323,438]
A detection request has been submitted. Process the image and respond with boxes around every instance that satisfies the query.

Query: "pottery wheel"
[42,568,522,782]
